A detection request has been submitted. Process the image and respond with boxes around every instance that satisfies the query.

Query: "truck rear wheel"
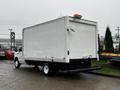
[43,64,53,75]
[43,64,50,75]
[43,63,58,75]
[14,58,21,69]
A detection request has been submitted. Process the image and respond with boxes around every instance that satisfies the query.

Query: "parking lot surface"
[0,60,120,90]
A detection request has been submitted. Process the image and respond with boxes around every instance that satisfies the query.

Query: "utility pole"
[116,26,120,51]
[9,28,12,50]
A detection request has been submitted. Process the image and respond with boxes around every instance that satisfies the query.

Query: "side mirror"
[19,47,22,52]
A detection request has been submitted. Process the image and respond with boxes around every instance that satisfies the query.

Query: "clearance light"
[73,14,82,19]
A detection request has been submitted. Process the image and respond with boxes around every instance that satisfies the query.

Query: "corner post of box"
[64,16,70,63]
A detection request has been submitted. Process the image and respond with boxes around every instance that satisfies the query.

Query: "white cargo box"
[23,16,97,63]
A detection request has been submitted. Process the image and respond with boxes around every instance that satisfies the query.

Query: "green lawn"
[92,60,120,76]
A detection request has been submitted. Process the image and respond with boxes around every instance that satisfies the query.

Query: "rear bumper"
[59,59,97,70]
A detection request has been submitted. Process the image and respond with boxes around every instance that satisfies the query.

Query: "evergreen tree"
[104,26,114,52]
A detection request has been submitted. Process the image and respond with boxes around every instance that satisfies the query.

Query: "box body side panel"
[23,17,67,62]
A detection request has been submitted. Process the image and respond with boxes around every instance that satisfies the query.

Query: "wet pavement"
[0,60,120,90]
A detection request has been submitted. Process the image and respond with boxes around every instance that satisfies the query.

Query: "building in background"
[0,38,22,50]
[112,36,119,51]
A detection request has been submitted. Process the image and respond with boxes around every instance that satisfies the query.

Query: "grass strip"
[92,60,120,76]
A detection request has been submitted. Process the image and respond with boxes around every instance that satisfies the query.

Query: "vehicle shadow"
[13,66,86,80]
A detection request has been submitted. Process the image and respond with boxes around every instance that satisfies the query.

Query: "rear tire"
[14,58,21,69]
[43,64,51,75]
[43,63,58,76]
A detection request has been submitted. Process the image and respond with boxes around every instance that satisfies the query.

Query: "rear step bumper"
[62,67,101,73]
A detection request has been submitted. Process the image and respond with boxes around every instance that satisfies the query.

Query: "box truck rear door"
[68,21,97,59]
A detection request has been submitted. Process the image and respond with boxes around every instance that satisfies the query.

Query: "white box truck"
[14,16,99,75]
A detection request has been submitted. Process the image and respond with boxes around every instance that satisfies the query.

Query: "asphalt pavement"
[0,60,120,90]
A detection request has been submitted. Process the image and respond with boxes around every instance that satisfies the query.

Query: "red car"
[5,50,14,60]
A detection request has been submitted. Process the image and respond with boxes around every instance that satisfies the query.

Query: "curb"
[86,71,120,78]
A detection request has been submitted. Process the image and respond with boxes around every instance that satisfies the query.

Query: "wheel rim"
[43,65,49,74]
[15,60,18,67]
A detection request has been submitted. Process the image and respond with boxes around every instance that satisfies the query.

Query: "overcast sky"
[0,0,120,38]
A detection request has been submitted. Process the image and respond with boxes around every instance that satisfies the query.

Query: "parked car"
[5,50,14,60]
